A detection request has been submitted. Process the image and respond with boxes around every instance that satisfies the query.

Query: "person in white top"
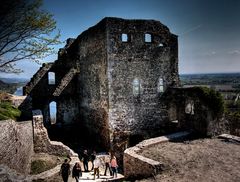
[104,152,112,176]
[93,156,101,180]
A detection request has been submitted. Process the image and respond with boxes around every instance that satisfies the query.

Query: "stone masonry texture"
[0,120,33,174]
[23,17,226,159]
[23,17,179,152]
[32,110,78,157]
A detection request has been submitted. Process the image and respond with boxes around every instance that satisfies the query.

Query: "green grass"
[31,159,57,174]
[0,101,21,121]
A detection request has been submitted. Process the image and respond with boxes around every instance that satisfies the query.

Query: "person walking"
[82,150,89,172]
[72,162,82,182]
[90,150,96,171]
[60,159,71,182]
[110,154,118,178]
[104,152,112,176]
[93,156,101,180]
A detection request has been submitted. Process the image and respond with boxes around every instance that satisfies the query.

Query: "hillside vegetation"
[0,92,21,120]
[0,80,19,94]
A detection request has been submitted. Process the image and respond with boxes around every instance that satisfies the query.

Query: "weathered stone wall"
[24,63,54,95]
[76,20,110,150]
[32,110,78,157]
[106,18,179,148]
[25,63,58,125]
[24,17,182,152]
[0,120,33,174]
[26,65,80,126]
[162,87,228,136]
[124,131,190,179]
[57,96,79,125]
[0,146,79,182]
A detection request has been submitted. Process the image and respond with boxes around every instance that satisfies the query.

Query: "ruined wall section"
[52,75,79,126]
[28,39,80,126]
[29,63,56,101]
[24,63,54,96]
[32,110,78,157]
[46,44,80,126]
[0,120,33,175]
[162,87,228,136]
[56,97,79,125]
[106,18,179,146]
[26,63,59,126]
[77,20,110,150]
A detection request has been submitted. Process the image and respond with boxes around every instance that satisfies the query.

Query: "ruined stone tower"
[24,17,180,151]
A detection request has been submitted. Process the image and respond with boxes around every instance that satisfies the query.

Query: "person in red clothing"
[110,153,118,178]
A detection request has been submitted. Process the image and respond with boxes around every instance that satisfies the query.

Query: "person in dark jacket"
[60,159,71,182]
[90,150,96,171]
[82,150,89,172]
[72,162,82,182]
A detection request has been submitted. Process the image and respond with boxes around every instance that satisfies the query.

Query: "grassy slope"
[0,92,21,120]
[0,101,21,120]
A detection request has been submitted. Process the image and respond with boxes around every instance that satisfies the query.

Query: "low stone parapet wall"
[124,131,190,179]
[218,134,240,142]
[0,111,79,181]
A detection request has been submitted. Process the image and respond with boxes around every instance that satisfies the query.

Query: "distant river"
[14,87,23,96]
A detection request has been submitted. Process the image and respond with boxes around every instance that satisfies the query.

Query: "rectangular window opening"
[145,33,152,43]
[48,72,55,85]
[157,78,164,93]
[121,33,128,42]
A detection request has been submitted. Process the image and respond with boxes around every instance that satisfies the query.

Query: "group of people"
[59,150,118,182]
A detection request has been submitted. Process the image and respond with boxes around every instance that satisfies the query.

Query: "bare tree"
[0,0,61,73]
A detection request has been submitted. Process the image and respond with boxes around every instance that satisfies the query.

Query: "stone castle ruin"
[23,17,226,154]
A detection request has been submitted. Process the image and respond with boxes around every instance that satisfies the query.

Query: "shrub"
[226,111,240,136]
[193,87,225,116]
[31,159,56,174]
[0,101,21,120]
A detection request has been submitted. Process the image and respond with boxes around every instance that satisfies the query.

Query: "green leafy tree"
[0,0,61,73]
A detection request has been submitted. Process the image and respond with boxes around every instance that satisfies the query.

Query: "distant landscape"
[1,72,240,95]
[0,78,28,95]
[180,72,240,88]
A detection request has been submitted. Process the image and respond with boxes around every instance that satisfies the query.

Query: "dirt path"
[47,159,124,182]
[138,138,240,182]
[77,160,124,181]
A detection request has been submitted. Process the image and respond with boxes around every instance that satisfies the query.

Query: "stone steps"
[76,171,124,182]
[24,63,53,95]
[53,67,77,96]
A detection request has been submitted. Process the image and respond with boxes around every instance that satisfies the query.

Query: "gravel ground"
[137,138,240,182]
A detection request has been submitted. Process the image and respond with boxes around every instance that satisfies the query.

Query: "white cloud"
[228,50,240,55]
[203,51,216,56]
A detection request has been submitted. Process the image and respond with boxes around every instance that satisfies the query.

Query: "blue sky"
[1,0,240,79]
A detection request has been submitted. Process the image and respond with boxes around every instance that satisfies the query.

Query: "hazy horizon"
[1,72,240,80]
